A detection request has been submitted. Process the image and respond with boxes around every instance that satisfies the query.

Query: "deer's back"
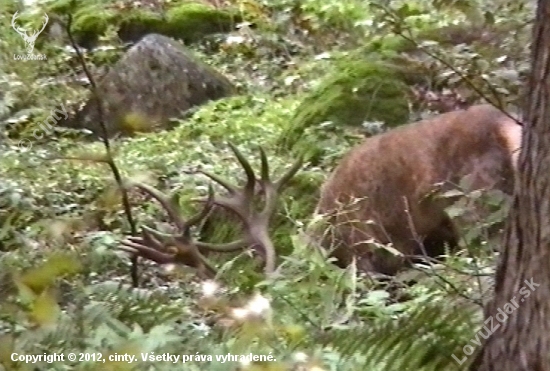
[314,104,521,273]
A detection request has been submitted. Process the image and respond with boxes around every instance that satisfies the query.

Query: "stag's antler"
[119,143,303,278]
[120,183,218,279]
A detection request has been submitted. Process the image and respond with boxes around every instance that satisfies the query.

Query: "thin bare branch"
[64,15,139,286]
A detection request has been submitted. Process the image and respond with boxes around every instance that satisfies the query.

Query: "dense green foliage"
[0,0,533,370]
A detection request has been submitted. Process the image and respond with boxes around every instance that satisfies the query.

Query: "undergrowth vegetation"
[0,0,533,370]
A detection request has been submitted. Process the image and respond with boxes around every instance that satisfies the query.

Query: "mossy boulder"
[58,33,236,138]
[278,57,411,156]
[46,0,241,48]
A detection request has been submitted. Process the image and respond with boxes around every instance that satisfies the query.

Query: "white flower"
[230,307,249,320]
[201,280,220,298]
[292,352,308,362]
[240,357,251,367]
[245,293,271,317]
[225,35,245,45]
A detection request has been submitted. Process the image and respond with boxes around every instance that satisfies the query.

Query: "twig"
[371,3,525,126]
[64,14,140,287]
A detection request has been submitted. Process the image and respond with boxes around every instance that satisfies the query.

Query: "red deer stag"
[119,143,302,278]
[312,104,522,276]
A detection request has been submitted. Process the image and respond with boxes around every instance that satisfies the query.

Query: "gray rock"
[60,33,235,138]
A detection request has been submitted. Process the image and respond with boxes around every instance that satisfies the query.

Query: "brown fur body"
[314,104,522,275]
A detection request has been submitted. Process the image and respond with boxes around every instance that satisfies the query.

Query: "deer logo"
[11,11,49,54]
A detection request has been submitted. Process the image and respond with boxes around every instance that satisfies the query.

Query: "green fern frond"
[86,281,188,330]
[323,296,480,370]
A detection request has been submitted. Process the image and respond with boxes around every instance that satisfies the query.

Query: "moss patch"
[278,56,411,156]
[46,0,241,47]
[71,7,118,47]
[162,3,240,43]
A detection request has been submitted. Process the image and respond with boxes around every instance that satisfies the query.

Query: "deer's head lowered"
[12,11,49,54]
[119,143,303,279]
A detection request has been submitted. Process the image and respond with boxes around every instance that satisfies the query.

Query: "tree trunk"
[470,1,550,370]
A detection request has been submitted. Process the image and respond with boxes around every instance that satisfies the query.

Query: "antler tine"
[275,156,304,190]
[141,224,174,243]
[120,225,175,264]
[227,142,257,199]
[199,142,256,199]
[120,239,173,265]
[120,225,217,278]
[256,151,303,273]
[198,148,256,223]
[197,143,303,275]
[196,239,249,252]
[259,149,304,220]
[255,147,274,223]
[119,181,221,278]
[198,171,234,194]
[130,182,187,230]
[185,185,215,228]
[259,147,270,183]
